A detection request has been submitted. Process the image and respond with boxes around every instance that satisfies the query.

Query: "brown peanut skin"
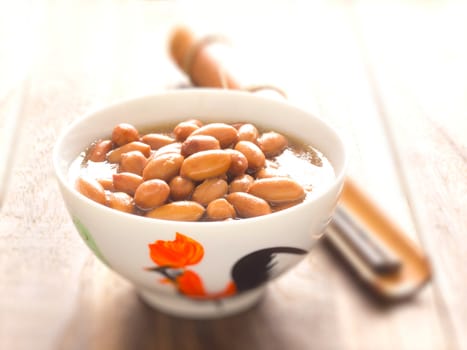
[257,131,288,157]
[97,178,114,191]
[226,192,272,218]
[192,178,228,207]
[181,135,220,157]
[206,198,236,220]
[237,123,259,143]
[234,140,265,170]
[76,176,106,205]
[226,149,248,177]
[107,141,151,163]
[248,177,305,204]
[228,174,254,193]
[112,172,143,196]
[106,192,135,213]
[173,121,200,141]
[191,123,238,148]
[142,153,184,182]
[112,123,140,146]
[88,140,113,162]
[141,133,175,150]
[119,151,147,176]
[180,150,231,181]
[146,201,205,221]
[134,179,170,210]
[169,176,195,201]
[153,142,182,157]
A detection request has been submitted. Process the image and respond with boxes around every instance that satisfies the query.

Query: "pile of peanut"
[75,120,308,221]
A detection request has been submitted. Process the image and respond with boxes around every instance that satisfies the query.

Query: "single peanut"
[206,198,236,220]
[112,172,143,196]
[255,166,287,179]
[257,131,288,157]
[134,179,170,210]
[76,176,106,205]
[88,139,113,162]
[226,149,248,177]
[226,192,272,218]
[107,141,151,163]
[173,121,200,141]
[248,177,305,204]
[169,176,195,201]
[191,123,238,148]
[181,135,220,157]
[234,140,265,170]
[192,178,228,207]
[141,133,175,150]
[146,201,205,221]
[237,123,259,143]
[119,150,147,176]
[228,174,254,193]
[112,123,140,146]
[106,192,135,214]
[180,150,231,181]
[153,142,182,157]
[97,178,114,191]
[142,153,184,182]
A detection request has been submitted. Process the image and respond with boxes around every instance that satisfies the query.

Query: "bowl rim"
[53,88,348,227]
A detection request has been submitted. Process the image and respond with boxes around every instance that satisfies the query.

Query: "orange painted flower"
[149,232,204,268]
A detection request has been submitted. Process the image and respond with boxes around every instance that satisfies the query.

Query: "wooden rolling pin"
[168,26,431,300]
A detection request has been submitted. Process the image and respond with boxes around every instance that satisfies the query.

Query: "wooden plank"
[351,1,467,349]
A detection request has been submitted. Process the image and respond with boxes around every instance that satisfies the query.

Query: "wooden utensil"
[167,26,431,300]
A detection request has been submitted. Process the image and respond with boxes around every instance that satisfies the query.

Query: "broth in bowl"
[69,119,335,221]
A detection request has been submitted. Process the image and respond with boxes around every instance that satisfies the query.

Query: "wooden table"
[1,1,466,349]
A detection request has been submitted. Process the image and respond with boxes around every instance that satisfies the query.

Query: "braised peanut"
[112,172,143,196]
[206,198,236,220]
[234,141,265,170]
[142,153,184,182]
[112,123,140,146]
[146,201,205,221]
[169,176,195,201]
[192,178,228,207]
[88,140,113,162]
[141,133,175,150]
[191,123,238,148]
[73,119,333,222]
[97,178,114,191]
[228,174,254,193]
[119,150,147,176]
[226,149,248,177]
[134,179,170,210]
[226,192,272,218]
[76,176,106,205]
[257,131,288,157]
[153,142,182,157]
[237,123,259,143]
[173,120,200,141]
[248,177,305,204]
[107,141,151,163]
[106,192,134,213]
[181,135,220,157]
[180,150,231,181]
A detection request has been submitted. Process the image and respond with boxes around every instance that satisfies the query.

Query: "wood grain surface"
[0,1,465,349]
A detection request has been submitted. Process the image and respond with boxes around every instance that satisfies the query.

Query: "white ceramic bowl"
[53,89,347,319]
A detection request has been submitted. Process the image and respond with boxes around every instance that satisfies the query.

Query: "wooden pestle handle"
[169,26,240,89]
